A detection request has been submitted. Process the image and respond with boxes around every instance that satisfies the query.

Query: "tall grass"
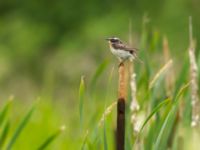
[0,17,199,149]
[0,99,65,150]
[77,16,200,150]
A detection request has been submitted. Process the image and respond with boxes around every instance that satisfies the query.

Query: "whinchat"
[106,37,139,65]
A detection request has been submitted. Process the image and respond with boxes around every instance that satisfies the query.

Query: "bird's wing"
[112,43,138,54]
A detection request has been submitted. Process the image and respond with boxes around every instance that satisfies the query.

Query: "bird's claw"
[118,62,124,67]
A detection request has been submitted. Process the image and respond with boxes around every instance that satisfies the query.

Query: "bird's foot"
[118,62,124,67]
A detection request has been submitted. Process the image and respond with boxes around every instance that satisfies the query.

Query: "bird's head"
[106,37,122,44]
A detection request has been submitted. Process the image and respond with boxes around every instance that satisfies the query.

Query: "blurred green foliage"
[0,0,200,149]
[0,0,200,100]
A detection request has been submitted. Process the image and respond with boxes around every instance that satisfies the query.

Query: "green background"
[0,0,200,149]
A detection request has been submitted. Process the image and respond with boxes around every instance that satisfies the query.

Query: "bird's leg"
[118,60,125,67]
[119,62,122,67]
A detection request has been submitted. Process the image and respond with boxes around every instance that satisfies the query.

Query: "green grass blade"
[105,66,115,100]
[154,106,177,150]
[174,82,190,103]
[6,105,35,150]
[0,99,13,127]
[90,60,109,88]
[37,126,65,150]
[80,130,89,150]
[154,83,190,150]
[79,76,85,128]
[133,98,171,150]
[0,121,10,148]
[139,98,171,133]
[138,14,151,80]
[103,119,108,150]
[173,59,189,96]
[182,94,192,126]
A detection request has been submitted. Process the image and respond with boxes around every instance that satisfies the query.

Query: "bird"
[106,37,140,65]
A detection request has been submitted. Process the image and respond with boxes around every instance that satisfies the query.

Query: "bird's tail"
[130,55,144,64]
[135,56,144,64]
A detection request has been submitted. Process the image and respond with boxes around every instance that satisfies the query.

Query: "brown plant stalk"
[116,63,126,150]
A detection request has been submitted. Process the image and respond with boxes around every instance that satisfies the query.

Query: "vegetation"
[0,0,200,149]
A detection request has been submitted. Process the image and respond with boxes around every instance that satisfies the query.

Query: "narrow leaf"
[154,83,189,150]
[79,76,85,127]
[0,121,10,148]
[0,99,13,127]
[6,106,35,150]
[37,126,65,150]
[80,130,89,150]
[139,98,171,133]
[103,118,108,150]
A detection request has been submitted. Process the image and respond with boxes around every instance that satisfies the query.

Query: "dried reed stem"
[129,60,140,135]
[129,62,142,150]
[149,59,173,90]
[163,36,174,96]
[98,101,117,127]
[117,63,126,150]
[188,17,200,127]
[128,21,140,143]
[130,73,140,134]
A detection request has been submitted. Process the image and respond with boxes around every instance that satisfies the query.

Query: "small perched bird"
[106,37,140,65]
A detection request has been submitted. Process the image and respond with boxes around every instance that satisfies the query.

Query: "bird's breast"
[110,47,133,59]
